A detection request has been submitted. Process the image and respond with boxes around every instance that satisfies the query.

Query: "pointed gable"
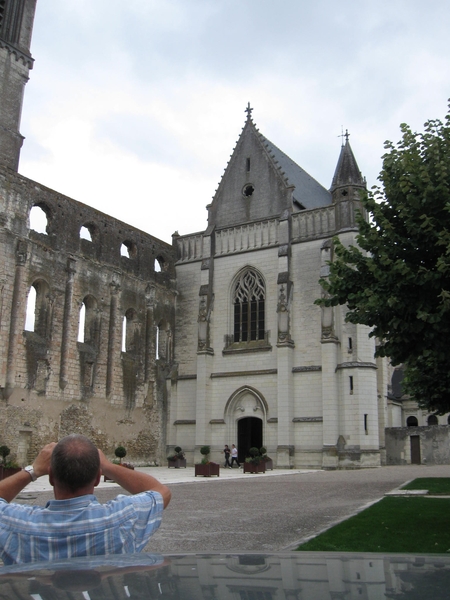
[207,111,331,230]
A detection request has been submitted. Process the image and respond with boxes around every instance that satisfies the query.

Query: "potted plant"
[243,447,266,474]
[194,445,220,477]
[104,446,134,482]
[167,446,187,468]
[0,446,21,479]
[260,446,274,470]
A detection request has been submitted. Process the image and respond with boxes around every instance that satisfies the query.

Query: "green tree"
[316,106,450,414]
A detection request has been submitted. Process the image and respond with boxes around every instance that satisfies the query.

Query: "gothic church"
[1,0,440,468]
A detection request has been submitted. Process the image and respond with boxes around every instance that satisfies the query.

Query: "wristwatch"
[23,465,37,481]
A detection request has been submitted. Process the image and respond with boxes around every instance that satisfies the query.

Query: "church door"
[237,417,263,463]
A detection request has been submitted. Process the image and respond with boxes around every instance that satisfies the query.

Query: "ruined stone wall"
[0,166,176,465]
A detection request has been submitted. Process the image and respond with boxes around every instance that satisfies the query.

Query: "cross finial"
[245,102,253,120]
[338,127,350,147]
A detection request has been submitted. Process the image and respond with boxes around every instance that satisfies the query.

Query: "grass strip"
[402,478,450,495]
[297,497,450,553]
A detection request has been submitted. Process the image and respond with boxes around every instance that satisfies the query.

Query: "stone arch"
[427,414,438,426]
[224,386,267,448]
[407,415,418,427]
[122,308,140,354]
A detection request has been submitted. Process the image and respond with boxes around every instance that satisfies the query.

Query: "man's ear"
[94,469,101,487]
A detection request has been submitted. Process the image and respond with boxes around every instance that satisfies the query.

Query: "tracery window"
[233,269,265,343]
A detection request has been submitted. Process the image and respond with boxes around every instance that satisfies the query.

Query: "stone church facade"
[1,0,447,468]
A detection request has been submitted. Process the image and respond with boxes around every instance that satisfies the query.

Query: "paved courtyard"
[17,464,450,553]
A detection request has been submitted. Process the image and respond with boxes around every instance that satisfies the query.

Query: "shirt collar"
[45,494,98,511]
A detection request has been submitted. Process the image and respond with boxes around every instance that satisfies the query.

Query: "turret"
[0,0,37,171]
[330,131,366,230]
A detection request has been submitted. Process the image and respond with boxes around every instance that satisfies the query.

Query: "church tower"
[0,0,37,170]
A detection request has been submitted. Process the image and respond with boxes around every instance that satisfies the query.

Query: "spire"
[245,102,253,121]
[0,0,37,171]
[330,132,365,194]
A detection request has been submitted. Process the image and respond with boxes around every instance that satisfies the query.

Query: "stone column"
[106,276,120,397]
[5,240,28,399]
[59,256,76,390]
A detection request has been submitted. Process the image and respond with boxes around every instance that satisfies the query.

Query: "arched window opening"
[78,303,86,342]
[120,240,137,259]
[25,285,36,331]
[78,296,98,346]
[80,226,92,241]
[154,257,162,272]
[233,269,265,343]
[407,416,418,427]
[427,415,438,426]
[30,205,48,234]
[25,280,50,337]
[122,309,139,354]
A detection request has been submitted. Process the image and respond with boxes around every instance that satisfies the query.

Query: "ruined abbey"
[1,0,448,468]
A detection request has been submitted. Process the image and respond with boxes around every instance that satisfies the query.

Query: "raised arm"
[99,451,171,508]
[0,442,56,503]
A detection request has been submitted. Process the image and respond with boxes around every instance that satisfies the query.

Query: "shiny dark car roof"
[1,552,450,599]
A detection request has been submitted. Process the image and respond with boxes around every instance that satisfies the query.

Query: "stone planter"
[263,458,274,470]
[243,461,266,474]
[194,462,220,477]
[0,466,22,480]
[168,458,187,469]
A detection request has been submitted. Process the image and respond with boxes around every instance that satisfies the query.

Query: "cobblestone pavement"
[14,464,450,553]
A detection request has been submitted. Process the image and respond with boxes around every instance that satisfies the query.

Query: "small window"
[242,184,255,198]
[349,376,354,394]
[154,257,163,272]
[120,241,137,259]
[427,415,438,426]
[25,286,37,331]
[80,226,92,241]
[364,414,368,433]
[30,205,48,234]
[246,157,251,172]
[407,416,418,427]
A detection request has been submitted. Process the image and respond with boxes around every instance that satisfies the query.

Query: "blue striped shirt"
[0,491,164,565]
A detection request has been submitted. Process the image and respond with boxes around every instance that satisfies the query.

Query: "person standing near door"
[230,444,241,468]
[223,445,232,468]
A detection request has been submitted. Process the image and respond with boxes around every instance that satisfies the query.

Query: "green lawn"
[297,496,450,553]
[402,478,450,495]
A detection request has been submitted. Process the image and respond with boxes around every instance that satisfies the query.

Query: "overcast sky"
[18,0,450,244]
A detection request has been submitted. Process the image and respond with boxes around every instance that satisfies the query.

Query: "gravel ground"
[14,464,450,553]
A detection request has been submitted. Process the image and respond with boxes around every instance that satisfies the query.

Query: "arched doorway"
[237,417,262,463]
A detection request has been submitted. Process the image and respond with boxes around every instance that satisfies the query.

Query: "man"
[230,444,240,468]
[0,435,171,565]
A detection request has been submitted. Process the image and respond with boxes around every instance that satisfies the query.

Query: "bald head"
[51,435,100,494]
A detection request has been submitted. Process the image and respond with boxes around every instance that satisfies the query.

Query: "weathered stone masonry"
[0,167,176,464]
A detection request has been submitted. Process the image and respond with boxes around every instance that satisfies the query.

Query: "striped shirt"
[0,491,164,565]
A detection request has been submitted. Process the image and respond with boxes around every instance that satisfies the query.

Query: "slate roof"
[259,134,332,211]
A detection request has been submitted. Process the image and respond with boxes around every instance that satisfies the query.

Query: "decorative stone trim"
[176,374,197,380]
[293,417,323,422]
[336,361,377,370]
[174,420,196,425]
[292,366,322,373]
[210,419,226,424]
[211,369,277,378]
[267,418,278,423]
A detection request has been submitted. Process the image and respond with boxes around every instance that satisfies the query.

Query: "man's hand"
[99,450,171,508]
[0,442,57,503]
[32,442,57,478]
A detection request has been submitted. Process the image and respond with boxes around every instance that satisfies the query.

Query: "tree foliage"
[317,106,450,414]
